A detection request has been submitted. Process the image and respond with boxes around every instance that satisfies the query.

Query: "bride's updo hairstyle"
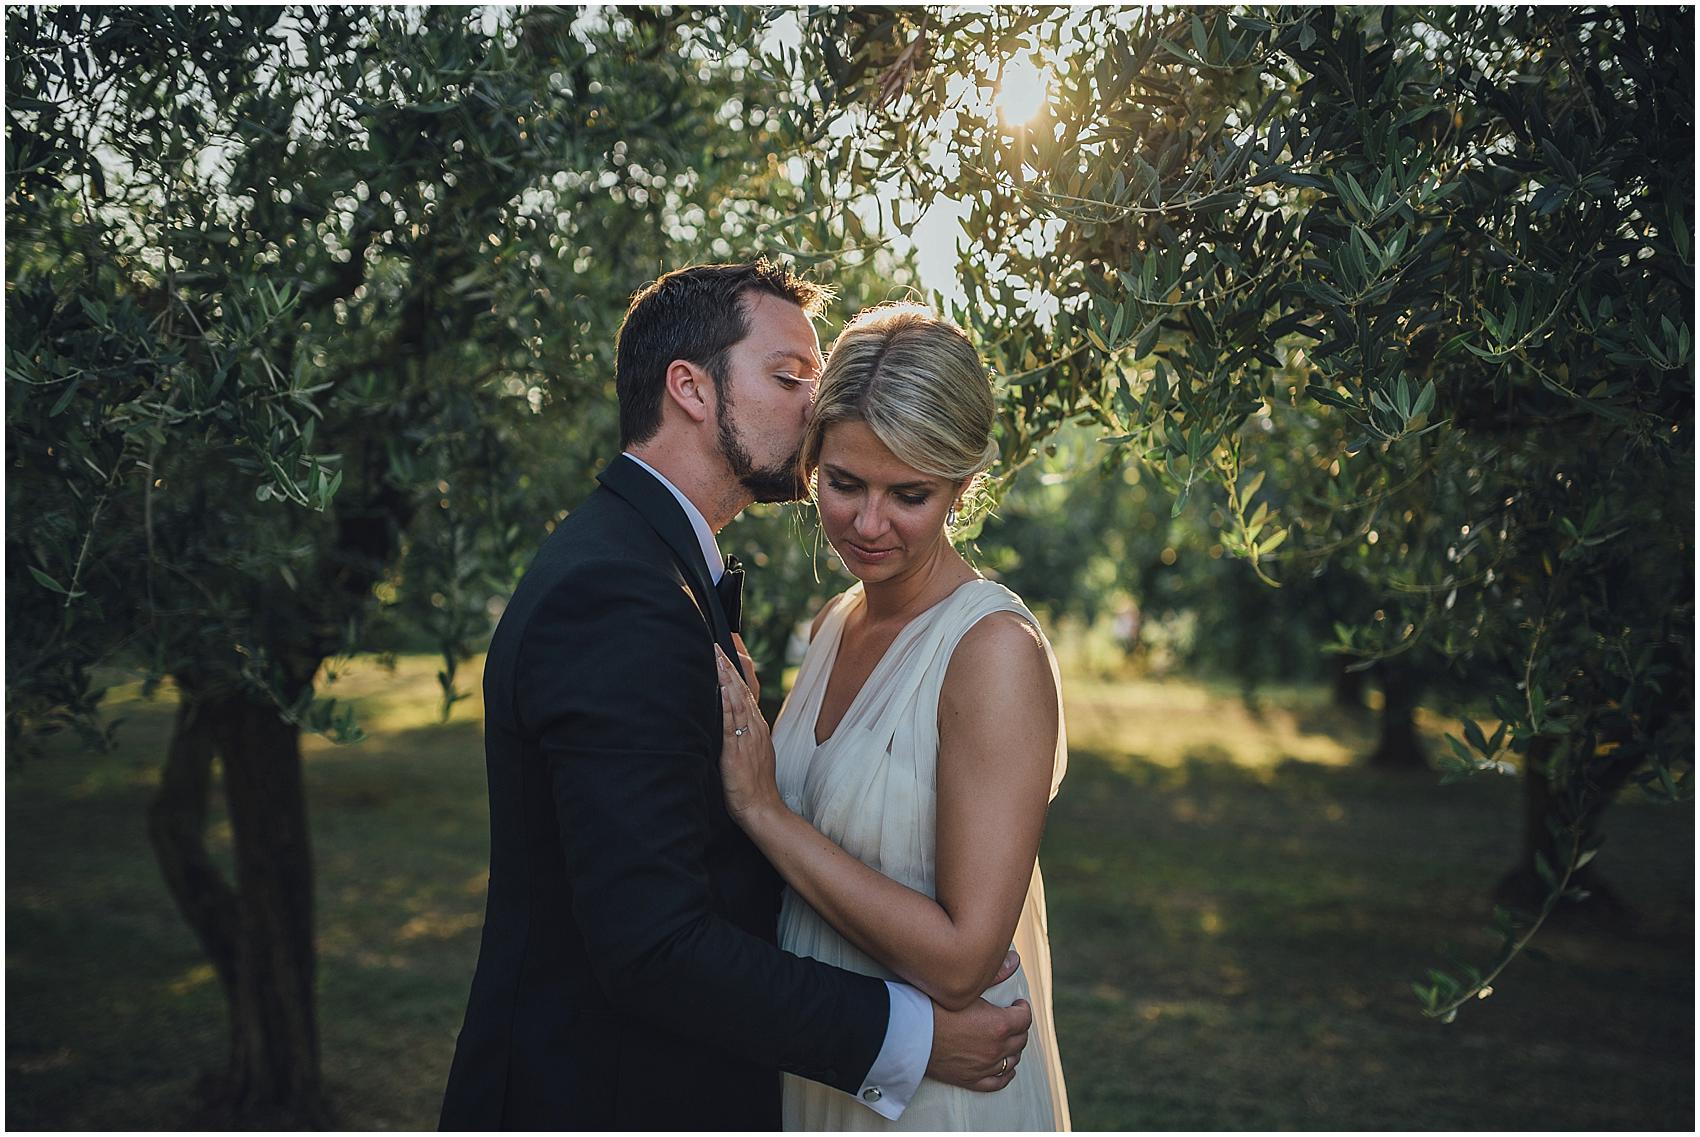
[800,304,999,532]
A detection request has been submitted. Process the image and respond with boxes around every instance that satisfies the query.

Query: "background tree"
[5,6,875,1121]
[10,8,1691,1121]
[972,417,1442,768]
[752,4,1693,1016]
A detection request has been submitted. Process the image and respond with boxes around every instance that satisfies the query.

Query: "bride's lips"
[843,539,899,565]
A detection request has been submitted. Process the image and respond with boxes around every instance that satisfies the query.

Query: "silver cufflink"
[861,1087,882,1103]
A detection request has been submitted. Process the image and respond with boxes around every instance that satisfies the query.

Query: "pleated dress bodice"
[771,578,1071,1131]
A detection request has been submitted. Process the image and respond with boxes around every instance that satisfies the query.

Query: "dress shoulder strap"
[782,584,863,714]
[916,580,1069,800]
[860,581,1053,723]
[824,578,1067,801]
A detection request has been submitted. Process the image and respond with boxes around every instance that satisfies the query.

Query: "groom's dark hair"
[615,259,831,448]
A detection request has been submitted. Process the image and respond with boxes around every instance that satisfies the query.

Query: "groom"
[439,261,1031,1130]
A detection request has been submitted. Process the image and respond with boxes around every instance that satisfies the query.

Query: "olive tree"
[750,4,1693,1017]
[7,5,838,1119]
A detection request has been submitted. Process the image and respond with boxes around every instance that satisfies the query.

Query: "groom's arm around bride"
[437,261,1029,1132]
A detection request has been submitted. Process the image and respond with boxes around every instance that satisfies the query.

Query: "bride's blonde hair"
[799,304,998,530]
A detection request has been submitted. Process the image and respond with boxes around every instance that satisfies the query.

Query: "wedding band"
[733,726,749,737]
[997,1056,1009,1076]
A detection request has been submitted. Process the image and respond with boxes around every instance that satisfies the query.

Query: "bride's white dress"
[773,578,1071,1131]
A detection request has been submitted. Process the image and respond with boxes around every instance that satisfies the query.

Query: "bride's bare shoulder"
[941,608,1055,717]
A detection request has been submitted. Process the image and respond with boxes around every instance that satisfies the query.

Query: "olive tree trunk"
[147,676,329,1127]
[1368,662,1427,769]
[1331,657,1367,711]
[1496,734,1634,921]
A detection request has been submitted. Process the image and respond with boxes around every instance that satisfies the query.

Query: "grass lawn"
[7,655,1692,1130]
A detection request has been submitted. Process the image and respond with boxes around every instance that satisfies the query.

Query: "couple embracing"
[440,261,1071,1131]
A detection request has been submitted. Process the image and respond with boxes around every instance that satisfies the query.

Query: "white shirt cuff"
[855,981,933,1120]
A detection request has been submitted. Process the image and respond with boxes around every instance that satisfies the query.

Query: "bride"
[715,304,1071,1130]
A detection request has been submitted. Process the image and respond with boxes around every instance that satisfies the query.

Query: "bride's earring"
[946,501,960,528]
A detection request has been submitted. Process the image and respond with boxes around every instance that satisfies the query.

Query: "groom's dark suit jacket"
[439,455,891,1131]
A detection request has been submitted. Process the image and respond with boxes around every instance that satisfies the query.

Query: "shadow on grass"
[7,689,1692,1130]
[7,710,491,1130]
[1045,749,1694,1130]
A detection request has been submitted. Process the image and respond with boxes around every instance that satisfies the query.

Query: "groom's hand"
[925,996,1032,1093]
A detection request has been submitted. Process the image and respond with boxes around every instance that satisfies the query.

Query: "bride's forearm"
[742,803,1010,1011]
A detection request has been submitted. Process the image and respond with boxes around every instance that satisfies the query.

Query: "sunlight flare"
[996,56,1050,124]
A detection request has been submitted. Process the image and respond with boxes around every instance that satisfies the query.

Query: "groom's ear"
[663,359,714,426]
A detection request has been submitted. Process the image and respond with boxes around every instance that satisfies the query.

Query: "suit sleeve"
[515,559,890,1093]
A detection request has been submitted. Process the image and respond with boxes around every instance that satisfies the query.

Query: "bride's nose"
[853,502,889,541]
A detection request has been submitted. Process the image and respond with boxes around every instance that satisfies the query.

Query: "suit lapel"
[597,455,739,668]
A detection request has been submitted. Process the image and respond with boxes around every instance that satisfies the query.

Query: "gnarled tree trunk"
[1496,734,1634,921]
[1368,662,1427,769]
[147,674,330,1127]
[1331,656,1367,711]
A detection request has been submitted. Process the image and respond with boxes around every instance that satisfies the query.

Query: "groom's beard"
[716,395,807,504]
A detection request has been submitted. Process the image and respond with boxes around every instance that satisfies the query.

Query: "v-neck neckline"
[809,577,988,749]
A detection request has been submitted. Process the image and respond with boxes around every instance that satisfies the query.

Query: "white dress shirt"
[621,453,932,1118]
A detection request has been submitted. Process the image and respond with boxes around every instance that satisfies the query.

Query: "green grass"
[7,656,1692,1129]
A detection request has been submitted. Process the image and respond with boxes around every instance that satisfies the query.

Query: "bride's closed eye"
[826,478,929,506]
